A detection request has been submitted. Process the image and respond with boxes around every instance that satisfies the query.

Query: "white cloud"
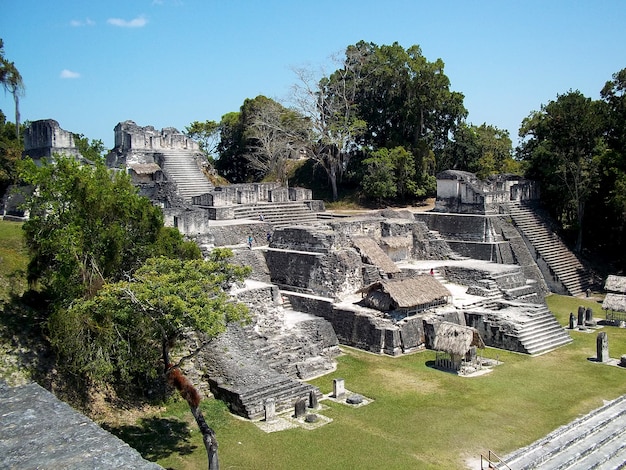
[107,15,148,28]
[70,18,95,27]
[60,69,81,79]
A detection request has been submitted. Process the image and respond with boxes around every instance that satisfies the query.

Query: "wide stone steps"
[499,394,626,469]
[233,377,319,420]
[505,306,572,355]
[507,202,592,296]
[159,150,213,201]
[233,203,318,227]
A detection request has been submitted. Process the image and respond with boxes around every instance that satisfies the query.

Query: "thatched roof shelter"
[358,276,452,312]
[432,322,485,356]
[603,293,626,313]
[128,163,161,175]
[351,236,401,275]
[605,275,626,294]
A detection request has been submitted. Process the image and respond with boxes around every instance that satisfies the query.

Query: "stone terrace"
[0,381,162,469]
[497,394,626,469]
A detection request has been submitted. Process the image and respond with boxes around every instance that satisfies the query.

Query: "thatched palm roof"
[351,236,401,274]
[605,275,626,294]
[603,293,626,312]
[432,322,485,356]
[358,276,451,309]
[129,163,161,175]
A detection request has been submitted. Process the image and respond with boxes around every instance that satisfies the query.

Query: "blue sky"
[1,0,625,149]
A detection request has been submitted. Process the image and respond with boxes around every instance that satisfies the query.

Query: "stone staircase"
[498,394,626,469]
[232,202,318,228]
[465,300,572,355]
[513,305,572,355]
[209,374,320,420]
[158,149,213,202]
[506,201,593,297]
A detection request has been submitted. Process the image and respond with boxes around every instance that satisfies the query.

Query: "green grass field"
[0,220,27,302]
[124,294,625,470]
[2,219,624,469]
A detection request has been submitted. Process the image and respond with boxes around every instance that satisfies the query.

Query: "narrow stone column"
[294,397,307,418]
[308,390,318,409]
[264,398,276,422]
[597,332,609,363]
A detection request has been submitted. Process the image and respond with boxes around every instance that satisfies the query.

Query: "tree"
[49,253,250,470]
[518,90,606,252]
[362,148,397,202]
[361,146,422,203]
[0,39,25,139]
[73,133,105,162]
[0,110,22,196]
[185,120,220,160]
[290,56,367,201]
[593,68,626,263]
[349,42,467,183]
[244,96,308,185]
[18,155,166,305]
[440,123,519,178]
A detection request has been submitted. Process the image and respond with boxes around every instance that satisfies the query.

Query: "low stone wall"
[266,248,362,298]
[465,311,526,353]
[446,240,509,261]
[284,293,425,356]
[414,212,496,242]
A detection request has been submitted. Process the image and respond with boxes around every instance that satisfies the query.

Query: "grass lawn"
[109,294,626,470]
[0,220,27,301]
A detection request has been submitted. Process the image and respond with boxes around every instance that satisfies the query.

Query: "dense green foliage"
[184,119,220,161]
[441,122,521,178]
[213,42,470,201]
[0,110,22,197]
[0,220,27,302]
[362,146,423,202]
[518,70,626,263]
[49,254,249,389]
[19,155,165,305]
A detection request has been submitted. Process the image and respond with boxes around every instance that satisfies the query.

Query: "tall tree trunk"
[190,405,220,470]
[575,200,585,253]
[13,91,20,139]
[330,166,338,201]
[163,340,220,470]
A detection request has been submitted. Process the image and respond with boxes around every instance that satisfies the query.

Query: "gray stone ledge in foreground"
[0,381,163,470]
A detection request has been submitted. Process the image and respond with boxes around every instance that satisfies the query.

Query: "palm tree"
[0,39,25,139]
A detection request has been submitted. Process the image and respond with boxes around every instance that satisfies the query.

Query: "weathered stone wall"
[434,171,540,214]
[265,248,362,298]
[23,119,82,160]
[413,212,496,242]
[464,311,526,353]
[270,226,338,253]
[285,293,425,355]
[113,120,200,153]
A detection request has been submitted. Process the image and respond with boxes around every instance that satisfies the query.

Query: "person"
[247,235,253,249]
[430,268,434,276]
[266,232,271,243]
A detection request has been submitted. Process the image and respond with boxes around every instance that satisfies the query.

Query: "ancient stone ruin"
[8,119,598,422]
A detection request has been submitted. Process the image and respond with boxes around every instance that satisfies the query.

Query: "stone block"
[333,378,345,399]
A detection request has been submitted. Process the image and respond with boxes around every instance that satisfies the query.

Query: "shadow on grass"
[103,416,197,461]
